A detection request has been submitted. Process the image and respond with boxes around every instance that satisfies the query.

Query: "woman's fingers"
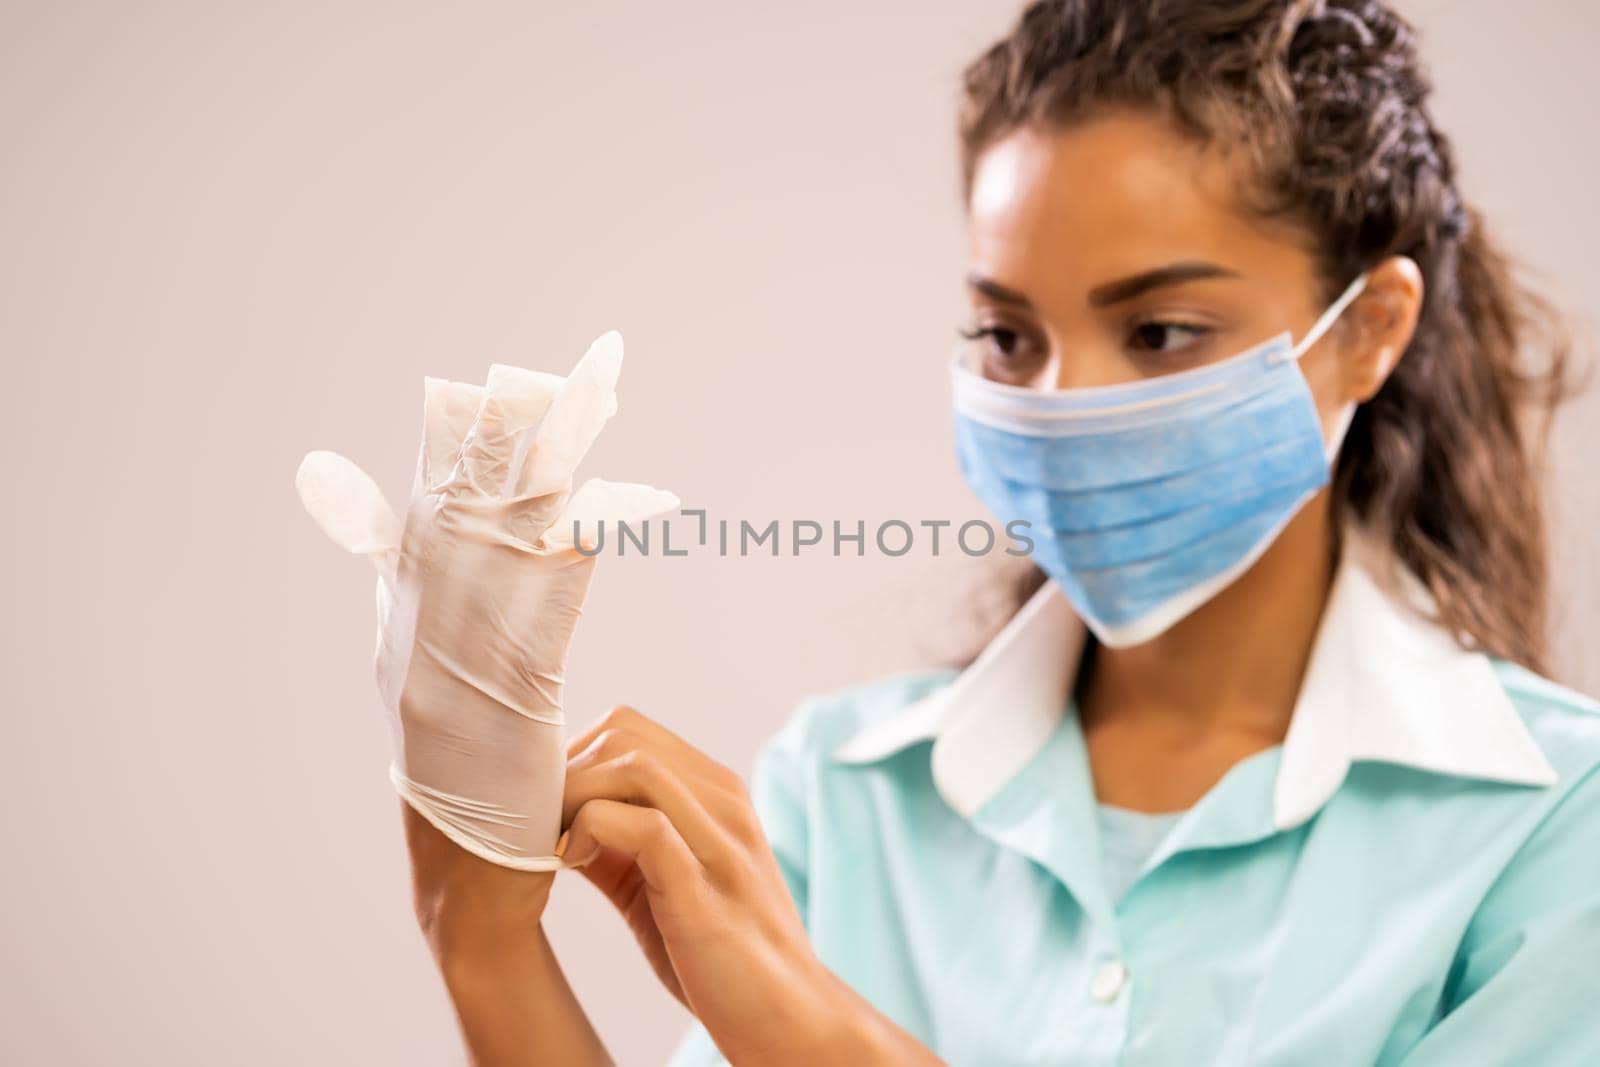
[566,704,748,801]
[561,731,746,870]
[568,843,688,1006]
[557,704,831,1053]
[561,798,704,896]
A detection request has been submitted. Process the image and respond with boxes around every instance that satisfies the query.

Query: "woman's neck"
[1076,496,1342,750]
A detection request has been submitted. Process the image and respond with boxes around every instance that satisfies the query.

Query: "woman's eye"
[959,324,1022,358]
[958,324,1043,383]
[1128,320,1210,354]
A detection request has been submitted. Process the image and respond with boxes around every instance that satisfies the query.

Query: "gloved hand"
[295,330,678,871]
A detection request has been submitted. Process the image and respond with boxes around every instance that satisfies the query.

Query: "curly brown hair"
[955,0,1589,673]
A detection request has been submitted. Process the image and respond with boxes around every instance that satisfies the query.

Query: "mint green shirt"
[1095,803,1185,906]
[665,521,1600,1066]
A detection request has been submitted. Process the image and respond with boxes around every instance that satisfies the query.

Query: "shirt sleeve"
[1397,761,1600,1066]
[662,704,816,1066]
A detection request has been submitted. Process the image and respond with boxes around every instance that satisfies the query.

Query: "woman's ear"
[1343,254,1424,402]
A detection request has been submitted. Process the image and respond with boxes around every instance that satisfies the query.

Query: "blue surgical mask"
[952,272,1369,648]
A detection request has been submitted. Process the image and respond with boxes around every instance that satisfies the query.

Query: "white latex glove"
[295,330,678,871]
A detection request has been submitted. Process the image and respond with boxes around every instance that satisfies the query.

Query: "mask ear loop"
[1282,270,1371,363]
[1270,270,1371,462]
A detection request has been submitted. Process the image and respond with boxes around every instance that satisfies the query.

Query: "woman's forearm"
[402,802,612,1066]
[797,966,948,1066]
[435,920,611,1067]
[403,796,941,1066]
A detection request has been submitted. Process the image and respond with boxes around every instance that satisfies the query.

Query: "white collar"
[828,515,1558,830]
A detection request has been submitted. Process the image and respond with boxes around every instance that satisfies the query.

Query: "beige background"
[2,1,1594,1063]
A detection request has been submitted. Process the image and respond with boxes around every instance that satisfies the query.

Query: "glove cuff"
[388,763,576,873]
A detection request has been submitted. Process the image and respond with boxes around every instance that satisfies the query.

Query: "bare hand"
[559,705,909,1065]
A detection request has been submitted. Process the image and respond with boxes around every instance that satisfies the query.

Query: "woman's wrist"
[401,802,611,1065]
[400,801,553,960]
[421,882,547,972]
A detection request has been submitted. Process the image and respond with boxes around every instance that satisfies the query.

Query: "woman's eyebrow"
[966,261,1241,310]
[1087,261,1240,306]
[965,272,1034,308]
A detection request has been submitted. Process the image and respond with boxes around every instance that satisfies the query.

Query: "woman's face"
[962,107,1363,440]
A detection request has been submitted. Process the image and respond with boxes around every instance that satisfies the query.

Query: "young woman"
[400,1,1600,1063]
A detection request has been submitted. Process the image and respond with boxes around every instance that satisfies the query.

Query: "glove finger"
[543,477,681,552]
[453,364,564,497]
[295,450,402,577]
[520,330,623,499]
[485,363,566,427]
[484,363,565,498]
[422,377,485,492]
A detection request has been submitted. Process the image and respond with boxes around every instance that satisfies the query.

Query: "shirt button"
[1090,960,1128,1003]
